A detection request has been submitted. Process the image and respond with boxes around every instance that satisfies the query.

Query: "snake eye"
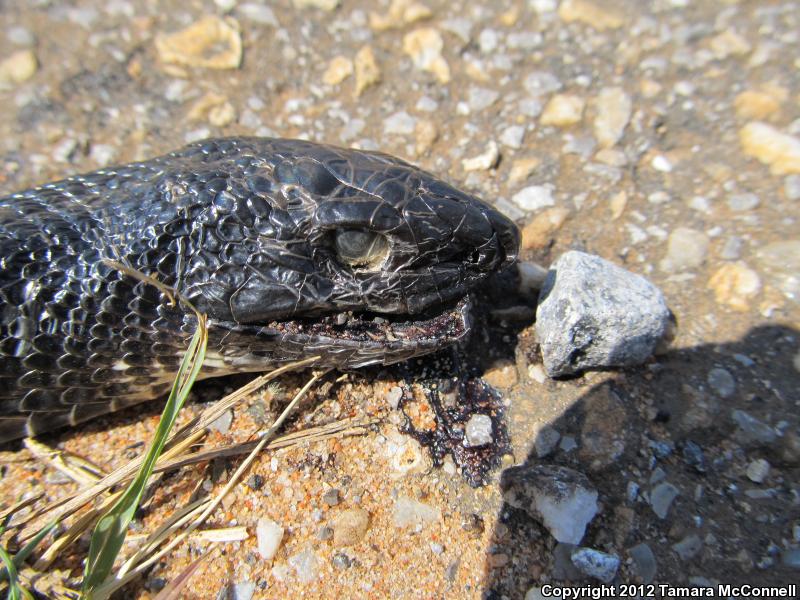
[334,229,389,269]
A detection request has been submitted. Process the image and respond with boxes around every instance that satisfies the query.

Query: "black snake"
[0,137,519,443]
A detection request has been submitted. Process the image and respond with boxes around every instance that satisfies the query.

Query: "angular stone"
[593,87,632,148]
[501,464,598,544]
[740,122,800,175]
[155,16,242,70]
[536,251,671,377]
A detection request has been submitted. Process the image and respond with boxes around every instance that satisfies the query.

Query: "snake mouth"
[209,295,474,370]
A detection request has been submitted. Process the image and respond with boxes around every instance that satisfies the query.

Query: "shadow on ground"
[481,324,800,598]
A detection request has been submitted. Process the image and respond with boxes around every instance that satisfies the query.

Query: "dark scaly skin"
[0,137,519,442]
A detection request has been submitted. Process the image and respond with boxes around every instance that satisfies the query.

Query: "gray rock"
[535,251,671,377]
[708,367,736,398]
[209,409,234,434]
[322,488,340,506]
[746,459,770,483]
[650,482,679,519]
[570,547,620,583]
[781,548,800,568]
[523,71,562,96]
[659,228,709,272]
[672,534,703,560]
[535,426,561,458]
[732,410,777,446]
[501,464,598,544]
[727,192,760,211]
[629,543,657,583]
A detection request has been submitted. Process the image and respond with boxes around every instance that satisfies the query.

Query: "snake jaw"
[205,295,474,372]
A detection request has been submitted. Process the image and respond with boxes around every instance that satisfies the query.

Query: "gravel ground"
[1,0,799,598]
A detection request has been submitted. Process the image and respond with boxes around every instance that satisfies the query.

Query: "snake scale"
[0,137,519,443]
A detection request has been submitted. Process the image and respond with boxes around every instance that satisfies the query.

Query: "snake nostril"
[469,250,481,264]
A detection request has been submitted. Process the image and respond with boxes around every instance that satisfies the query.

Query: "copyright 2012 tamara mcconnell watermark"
[538,584,798,598]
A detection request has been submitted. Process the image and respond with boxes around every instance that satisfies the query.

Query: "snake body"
[0,137,518,442]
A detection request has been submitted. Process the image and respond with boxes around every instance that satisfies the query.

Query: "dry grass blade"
[23,439,105,486]
[16,359,319,543]
[152,547,218,600]
[0,495,43,528]
[93,370,328,597]
[150,416,375,472]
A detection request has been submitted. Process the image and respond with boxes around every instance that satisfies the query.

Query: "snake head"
[174,139,519,326]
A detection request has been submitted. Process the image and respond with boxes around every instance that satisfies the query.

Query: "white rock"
[238,3,279,26]
[512,185,555,212]
[500,125,526,149]
[651,155,673,172]
[594,87,632,148]
[464,414,493,447]
[462,141,500,171]
[659,228,709,272]
[727,193,760,211]
[287,545,320,583]
[256,517,284,560]
[383,111,417,136]
[393,496,441,528]
[501,464,598,544]
[523,71,562,97]
[570,547,620,583]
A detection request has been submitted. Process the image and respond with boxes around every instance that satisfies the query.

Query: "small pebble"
[500,125,525,149]
[651,155,673,173]
[629,543,657,583]
[287,545,320,583]
[659,227,709,272]
[0,49,37,85]
[403,27,450,84]
[354,45,381,96]
[512,185,555,212]
[739,122,800,176]
[594,87,632,148]
[746,458,770,483]
[707,367,736,398]
[246,474,264,490]
[732,410,777,446]
[256,517,284,560]
[708,262,761,311]
[672,534,703,560]
[155,16,242,70]
[238,3,279,26]
[540,94,585,127]
[570,547,620,583]
[785,175,800,200]
[535,426,561,458]
[383,111,416,136]
[322,488,340,506]
[462,141,499,172]
[523,71,562,97]
[650,482,679,519]
[464,414,493,447]
[727,193,760,211]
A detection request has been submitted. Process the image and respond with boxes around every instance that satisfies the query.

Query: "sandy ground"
[1,0,799,598]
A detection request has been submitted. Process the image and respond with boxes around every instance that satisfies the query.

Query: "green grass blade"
[0,545,21,600]
[81,315,207,599]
